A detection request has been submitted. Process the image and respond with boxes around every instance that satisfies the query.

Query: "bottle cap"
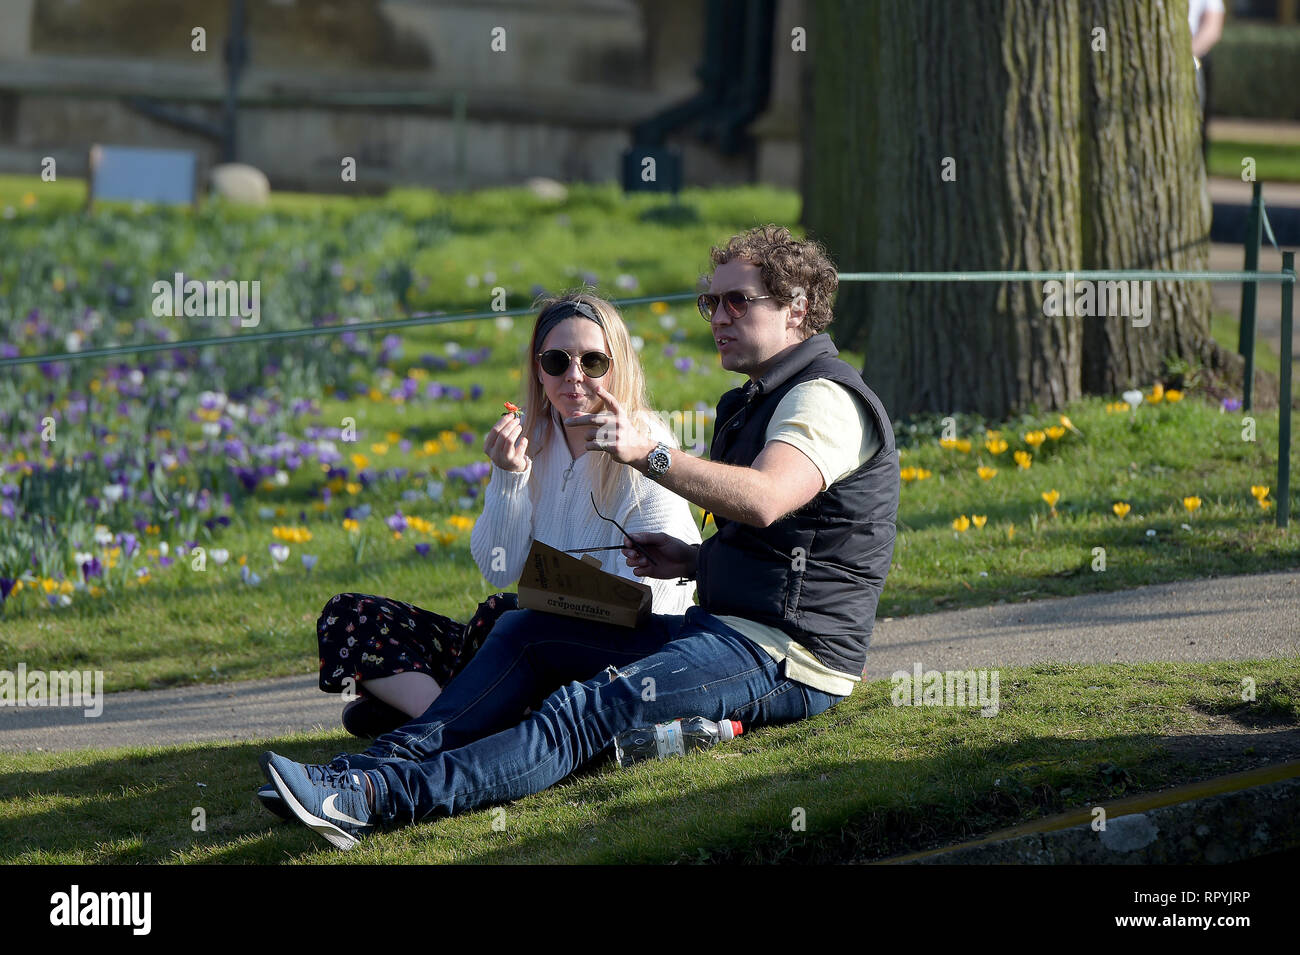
[722,719,743,740]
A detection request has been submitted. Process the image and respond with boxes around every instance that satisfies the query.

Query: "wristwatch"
[646,442,672,481]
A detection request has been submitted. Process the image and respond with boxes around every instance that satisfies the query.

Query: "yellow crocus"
[1165,389,1183,403]
[1149,382,1164,403]
[1013,450,1032,470]
[977,466,998,480]
[1023,430,1046,448]
[1183,496,1201,513]
[952,515,971,532]
[900,467,917,482]
[1042,489,1061,508]
[914,468,932,481]
[955,439,971,454]
[985,438,1008,455]
[971,514,987,528]
[1044,426,1065,440]
[1113,502,1131,518]
[1250,485,1269,501]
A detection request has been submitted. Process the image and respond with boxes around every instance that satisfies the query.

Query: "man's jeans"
[342,606,847,825]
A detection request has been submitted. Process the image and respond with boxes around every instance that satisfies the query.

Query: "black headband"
[533,300,604,353]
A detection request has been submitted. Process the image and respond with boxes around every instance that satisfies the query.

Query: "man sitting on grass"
[258,225,901,849]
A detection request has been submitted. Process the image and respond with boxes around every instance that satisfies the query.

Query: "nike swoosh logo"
[322,793,368,827]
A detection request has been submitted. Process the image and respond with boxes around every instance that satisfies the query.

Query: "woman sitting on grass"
[315,291,701,738]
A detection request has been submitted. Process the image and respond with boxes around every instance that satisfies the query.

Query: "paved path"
[864,568,1298,681]
[1,569,1296,754]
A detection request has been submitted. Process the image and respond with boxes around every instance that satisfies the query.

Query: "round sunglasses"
[697,290,775,322]
[536,348,612,378]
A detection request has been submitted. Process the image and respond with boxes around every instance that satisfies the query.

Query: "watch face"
[650,447,670,474]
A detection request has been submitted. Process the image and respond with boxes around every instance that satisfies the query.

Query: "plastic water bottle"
[613,716,744,768]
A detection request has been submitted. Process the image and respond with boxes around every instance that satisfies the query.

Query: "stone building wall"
[0,0,805,192]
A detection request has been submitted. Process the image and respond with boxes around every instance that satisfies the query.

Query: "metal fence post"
[1240,181,1263,411]
[1277,250,1294,530]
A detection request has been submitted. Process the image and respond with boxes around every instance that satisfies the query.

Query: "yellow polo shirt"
[712,378,881,697]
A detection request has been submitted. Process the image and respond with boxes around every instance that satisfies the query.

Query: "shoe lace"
[304,762,364,791]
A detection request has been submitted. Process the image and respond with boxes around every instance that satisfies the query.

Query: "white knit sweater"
[470,411,701,614]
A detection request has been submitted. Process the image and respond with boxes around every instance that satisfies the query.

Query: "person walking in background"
[1190,0,1226,160]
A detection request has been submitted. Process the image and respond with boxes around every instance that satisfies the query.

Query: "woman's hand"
[564,383,655,467]
[622,532,698,580]
[483,413,530,472]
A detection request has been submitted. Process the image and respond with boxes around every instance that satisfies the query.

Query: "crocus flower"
[302,554,318,572]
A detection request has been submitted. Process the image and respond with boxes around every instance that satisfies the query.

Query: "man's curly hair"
[709,225,838,338]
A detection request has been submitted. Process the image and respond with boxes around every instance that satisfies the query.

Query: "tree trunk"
[803,0,1211,420]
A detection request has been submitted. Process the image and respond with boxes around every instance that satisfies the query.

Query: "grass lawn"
[1,659,1295,864]
[0,176,1296,693]
[1,176,1296,866]
[1208,139,1300,183]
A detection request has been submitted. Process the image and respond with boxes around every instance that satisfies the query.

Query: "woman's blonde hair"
[518,289,661,515]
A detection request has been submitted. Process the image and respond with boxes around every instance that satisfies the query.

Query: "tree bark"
[803,0,1210,419]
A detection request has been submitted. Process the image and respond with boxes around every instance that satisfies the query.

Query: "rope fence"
[0,215,1293,526]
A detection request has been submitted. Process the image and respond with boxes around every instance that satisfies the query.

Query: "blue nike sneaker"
[256,783,292,821]
[259,751,378,850]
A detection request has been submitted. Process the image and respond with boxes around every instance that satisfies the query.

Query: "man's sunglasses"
[697,290,775,322]
[536,349,612,378]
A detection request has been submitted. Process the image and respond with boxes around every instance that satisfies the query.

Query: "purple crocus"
[385,510,408,534]
[1222,397,1242,412]
[0,578,14,602]
[414,543,431,558]
[302,554,319,572]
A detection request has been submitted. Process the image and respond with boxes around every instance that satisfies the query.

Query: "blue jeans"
[340,606,846,825]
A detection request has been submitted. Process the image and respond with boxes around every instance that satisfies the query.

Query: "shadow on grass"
[2,718,1296,865]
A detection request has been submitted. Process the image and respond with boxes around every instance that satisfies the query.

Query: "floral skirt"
[317,591,518,693]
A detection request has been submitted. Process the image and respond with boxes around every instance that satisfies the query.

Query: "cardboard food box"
[517,540,652,629]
